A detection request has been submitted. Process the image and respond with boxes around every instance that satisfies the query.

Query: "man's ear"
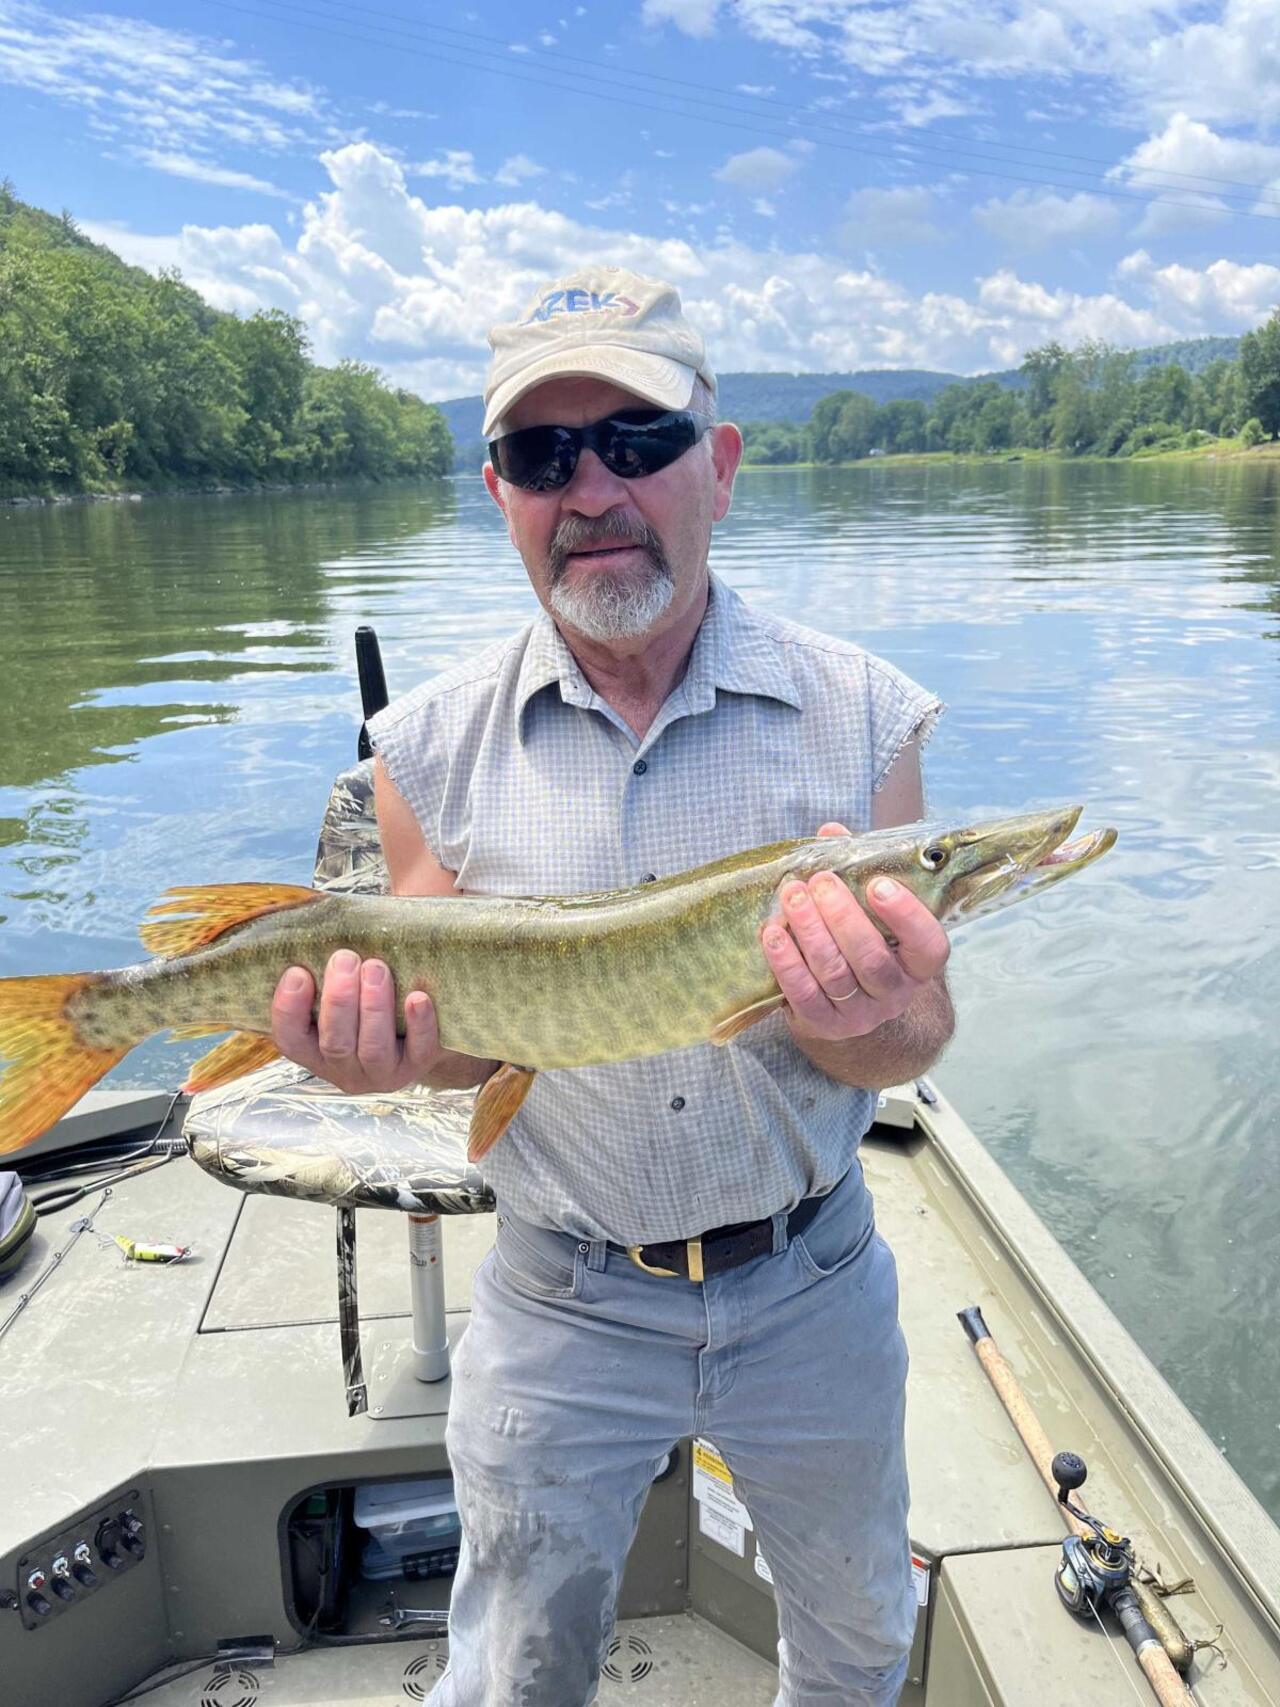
[710,423,744,523]
[482,461,516,545]
[482,460,506,513]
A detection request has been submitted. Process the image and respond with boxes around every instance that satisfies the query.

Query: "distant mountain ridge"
[436,336,1242,466]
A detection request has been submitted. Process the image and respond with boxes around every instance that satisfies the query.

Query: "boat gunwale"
[911,1084,1280,1637]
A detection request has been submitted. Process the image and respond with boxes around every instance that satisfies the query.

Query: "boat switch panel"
[13,1490,146,1631]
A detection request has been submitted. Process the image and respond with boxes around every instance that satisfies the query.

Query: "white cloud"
[407,150,483,189]
[1116,250,1280,328]
[974,189,1119,249]
[86,143,1277,403]
[132,149,291,199]
[0,0,322,161]
[640,0,722,36]
[494,153,546,186]
[843,185,940,245]
[644,0,1280,129]
[1111,113,1280,233]
[713,146,799,192]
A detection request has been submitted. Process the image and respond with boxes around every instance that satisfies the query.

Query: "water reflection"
[0,460,1277,1520]
[0,483,457,790]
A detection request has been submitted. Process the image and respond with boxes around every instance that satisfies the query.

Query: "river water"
[1,460,1277,1518]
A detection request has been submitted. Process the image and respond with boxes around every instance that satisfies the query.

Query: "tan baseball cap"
[483,266,717,439]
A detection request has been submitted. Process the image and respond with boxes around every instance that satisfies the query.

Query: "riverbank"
[740,438,1280,472]
[0,473,455,508]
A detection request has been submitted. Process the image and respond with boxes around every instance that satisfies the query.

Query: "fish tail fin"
[0,972,127,1155]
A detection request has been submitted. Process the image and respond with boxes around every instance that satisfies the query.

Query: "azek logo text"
[523,289,639,323]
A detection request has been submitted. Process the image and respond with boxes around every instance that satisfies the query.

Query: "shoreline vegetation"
[5,181,1280,501]
[1,186,451,501]
[739,439,1280,473]
[739,318,1280,470]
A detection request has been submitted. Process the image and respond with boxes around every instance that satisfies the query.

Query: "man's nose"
[560,446,631,515]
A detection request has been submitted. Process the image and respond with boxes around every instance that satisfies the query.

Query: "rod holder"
[407,1214,449,1383]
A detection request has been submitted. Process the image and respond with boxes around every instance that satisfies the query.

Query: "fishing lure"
[101,1233,192,1264]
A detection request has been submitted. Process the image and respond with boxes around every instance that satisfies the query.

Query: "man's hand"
[272,953,449,1094]
[760,821,950,1044]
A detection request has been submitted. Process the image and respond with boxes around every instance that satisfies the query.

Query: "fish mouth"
[950,808,1117,919]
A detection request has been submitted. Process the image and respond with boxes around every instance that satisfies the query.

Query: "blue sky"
[3,0,1280,397]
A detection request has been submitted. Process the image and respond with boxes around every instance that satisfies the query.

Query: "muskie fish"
[0,807,1114,1160]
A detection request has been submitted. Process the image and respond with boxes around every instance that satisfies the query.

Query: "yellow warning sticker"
[692,1439,733,1485]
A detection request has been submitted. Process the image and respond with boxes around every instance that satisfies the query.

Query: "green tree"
[874,399,927,453]
[1239,309,1280,439]
[829,392,878,461]
[809,390,855,462]
[1240,416,1265,446]
[1019,342,1071,447]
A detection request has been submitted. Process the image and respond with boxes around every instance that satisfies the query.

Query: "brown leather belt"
[620,1190,829,1281]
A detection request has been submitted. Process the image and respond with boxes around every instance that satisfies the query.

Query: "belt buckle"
[626,1237,705,1281]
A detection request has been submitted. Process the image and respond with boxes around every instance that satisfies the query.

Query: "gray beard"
[549,561,675,641]
[546,511,675,642]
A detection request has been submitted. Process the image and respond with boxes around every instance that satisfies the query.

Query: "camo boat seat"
[183,759,493,1415]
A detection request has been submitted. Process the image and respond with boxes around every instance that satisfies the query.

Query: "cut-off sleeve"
[867,657,944,794]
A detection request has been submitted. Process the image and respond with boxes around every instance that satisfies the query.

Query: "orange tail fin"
[0,973,126,1155]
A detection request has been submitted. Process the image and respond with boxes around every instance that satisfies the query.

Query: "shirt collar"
[684,573,803,715]
[514,571,802,740]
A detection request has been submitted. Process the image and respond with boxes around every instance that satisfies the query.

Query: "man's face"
[483,376,743,647]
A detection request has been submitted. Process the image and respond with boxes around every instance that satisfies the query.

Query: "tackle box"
[353,1477,461,1581]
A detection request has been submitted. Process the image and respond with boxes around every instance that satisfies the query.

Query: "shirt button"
[632,758,648,775]
[670,1096,686,1112]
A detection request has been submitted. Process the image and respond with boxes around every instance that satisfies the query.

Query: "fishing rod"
[958,1305,1199,1706]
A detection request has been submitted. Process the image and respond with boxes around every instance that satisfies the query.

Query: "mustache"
[547,510,668,583]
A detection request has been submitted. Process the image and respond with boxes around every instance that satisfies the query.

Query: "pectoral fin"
[709,993,786,1045]
[468,1063,536,1162]
[182,1031,282,1093]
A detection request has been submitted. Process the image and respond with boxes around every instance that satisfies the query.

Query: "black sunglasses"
[489,408,712,492]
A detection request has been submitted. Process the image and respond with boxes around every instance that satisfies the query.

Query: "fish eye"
[920,843,949,871]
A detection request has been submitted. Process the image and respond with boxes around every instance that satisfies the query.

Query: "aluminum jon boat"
[2,649,1278,1707]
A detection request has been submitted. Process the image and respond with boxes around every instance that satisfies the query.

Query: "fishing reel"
[1050,1451,1137,1619]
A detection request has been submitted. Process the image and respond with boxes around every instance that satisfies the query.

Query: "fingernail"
[764,928,787,951]
[362,961,386,987]
[814,872,841,895]
[784,884,809,908]
[871,877,899,901]
[332,950,359,974]
[282,968,307,994]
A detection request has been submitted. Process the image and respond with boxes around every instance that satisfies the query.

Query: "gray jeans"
[434,1164,914,1706]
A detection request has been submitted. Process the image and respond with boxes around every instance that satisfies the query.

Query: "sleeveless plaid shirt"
[369,574,942,1245]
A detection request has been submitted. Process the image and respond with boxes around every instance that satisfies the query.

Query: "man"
[272,267,953,1706]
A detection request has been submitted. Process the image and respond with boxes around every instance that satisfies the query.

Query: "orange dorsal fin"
[467,1063,536,1162]
[139,883,322,957]
[182,1030,283,1093]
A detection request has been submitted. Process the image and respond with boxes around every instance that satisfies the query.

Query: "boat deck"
[139,1613,778,1706]
[2,1084,1278,1706]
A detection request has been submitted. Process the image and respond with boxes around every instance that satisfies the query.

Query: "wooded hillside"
[0,186,452,496]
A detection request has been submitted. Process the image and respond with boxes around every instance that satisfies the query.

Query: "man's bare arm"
[270,756,497,1094]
